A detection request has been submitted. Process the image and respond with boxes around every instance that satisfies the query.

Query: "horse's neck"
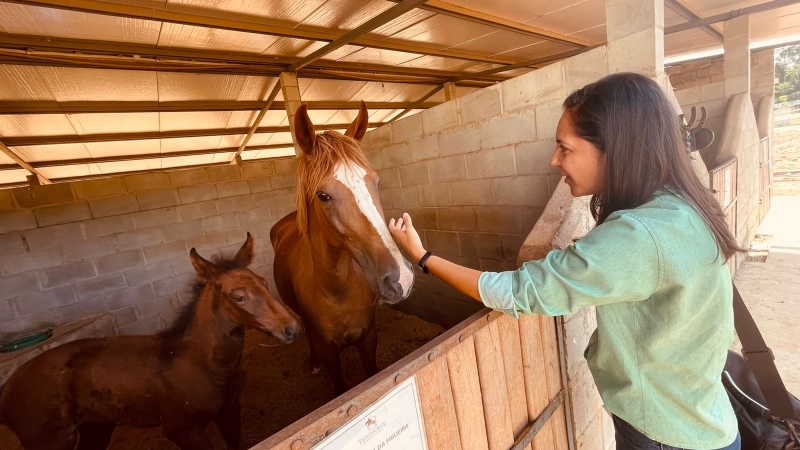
[305,227,359,294]
[181,291,244,370]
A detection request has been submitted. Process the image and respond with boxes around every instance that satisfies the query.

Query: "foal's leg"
[357,324,378,377]
[76,422,116,450]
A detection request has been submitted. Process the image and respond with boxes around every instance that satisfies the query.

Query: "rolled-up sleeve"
[478,212,662,317]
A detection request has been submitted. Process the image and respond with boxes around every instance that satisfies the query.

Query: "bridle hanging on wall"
[679,106,715,155]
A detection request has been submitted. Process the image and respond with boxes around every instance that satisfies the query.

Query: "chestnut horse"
[270,101,414,395]
[0,234,298,450]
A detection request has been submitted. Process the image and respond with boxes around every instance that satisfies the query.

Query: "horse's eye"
[317,192,332,202]
[235,295,246,303]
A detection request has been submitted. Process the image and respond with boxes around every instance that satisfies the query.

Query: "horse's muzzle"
[281,324,299,344]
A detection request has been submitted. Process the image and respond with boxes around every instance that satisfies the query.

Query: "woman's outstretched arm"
[389,212,483,303]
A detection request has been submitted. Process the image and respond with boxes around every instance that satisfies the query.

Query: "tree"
[775,44,800,103]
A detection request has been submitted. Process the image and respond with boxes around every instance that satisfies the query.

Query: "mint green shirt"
[478,191,737,449]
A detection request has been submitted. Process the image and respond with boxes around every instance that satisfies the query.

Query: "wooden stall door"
[708,157,738,275]
[252,310,570,450]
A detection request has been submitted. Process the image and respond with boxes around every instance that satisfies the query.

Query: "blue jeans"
[613,415,741,450]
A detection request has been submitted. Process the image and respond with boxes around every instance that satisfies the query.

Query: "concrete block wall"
[666,49,774,99]
[751,49,775,107]
[0,160,296,338]
[666,57,725,90]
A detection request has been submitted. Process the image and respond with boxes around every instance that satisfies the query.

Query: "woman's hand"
[388,213,426,262]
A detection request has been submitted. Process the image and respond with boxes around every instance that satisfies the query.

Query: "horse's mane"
[158,253,244,341]
[295,131,371,236]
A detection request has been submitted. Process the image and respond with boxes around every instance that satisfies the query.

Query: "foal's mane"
[159,253,244,341]
[295,130,371,236]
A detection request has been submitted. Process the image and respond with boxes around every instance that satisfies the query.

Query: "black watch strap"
[418,251,435,274]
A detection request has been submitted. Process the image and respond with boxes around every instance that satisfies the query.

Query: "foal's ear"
[190,248,218,280]
[344,100,368,143]
[232,232,254,268]
[294,103,316,156]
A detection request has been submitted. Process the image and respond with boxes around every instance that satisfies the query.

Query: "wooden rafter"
[0,35,506,87]
[664,0,723,42]
[0,144,294,171]
[665,0,800,35]
[1,0,522,66]
[0,142,51,183]
[0,123,385,147]
[0,100,442,115]
[288,0,430,72]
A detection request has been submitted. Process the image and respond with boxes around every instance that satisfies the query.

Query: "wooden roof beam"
[0,36,504,87]
[0,100,443,115]
[0,141,51,184]
[665,0,723,42]
[665,0,800,35]
[0,123,386,147]
[288,0,430,72]
[0,144,295,171]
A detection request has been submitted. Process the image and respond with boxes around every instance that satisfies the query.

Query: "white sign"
[313,376,428,450]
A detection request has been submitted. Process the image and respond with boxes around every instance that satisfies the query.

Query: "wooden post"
[444,82,458,101]
[280,72,303,157]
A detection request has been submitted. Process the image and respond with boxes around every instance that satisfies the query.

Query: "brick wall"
[666,57,725,90]
[0,160,296,338]
[666,49,774,96]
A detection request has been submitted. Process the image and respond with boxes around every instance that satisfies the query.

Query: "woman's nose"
[550,149,561,167]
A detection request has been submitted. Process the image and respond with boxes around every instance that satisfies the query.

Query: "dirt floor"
[772,125,800,196]
[0,305,444,450]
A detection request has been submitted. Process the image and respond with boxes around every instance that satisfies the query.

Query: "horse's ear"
[344,100,368,143]
[190,248,218,280]
[294,103,316,155]
[232,232,254,268]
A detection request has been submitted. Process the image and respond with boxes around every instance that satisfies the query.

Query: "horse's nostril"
[284,325,299,341]
[378,275,402,299]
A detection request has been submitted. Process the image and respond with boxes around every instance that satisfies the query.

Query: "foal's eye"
[235,295,246,303]
[317,192,332,202]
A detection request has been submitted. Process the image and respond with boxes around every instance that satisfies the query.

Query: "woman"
[388,73,741,450]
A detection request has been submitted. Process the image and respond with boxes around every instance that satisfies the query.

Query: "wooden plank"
[474,320,514,450]
[549,404,571,450]
[497,315,530,443]
[540,315,567,450]
[518,314,553,450]
[417,356,463,450]
[446,336,489,450]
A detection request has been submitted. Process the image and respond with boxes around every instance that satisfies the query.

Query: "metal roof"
[0,0,798,186]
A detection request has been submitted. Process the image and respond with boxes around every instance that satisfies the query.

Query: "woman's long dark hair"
[563,72,742,260]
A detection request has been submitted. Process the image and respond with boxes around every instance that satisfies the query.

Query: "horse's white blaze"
[333,162,414,297]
